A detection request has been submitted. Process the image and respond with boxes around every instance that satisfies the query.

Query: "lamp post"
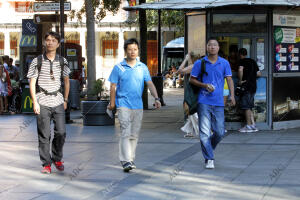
[60,0,65,57]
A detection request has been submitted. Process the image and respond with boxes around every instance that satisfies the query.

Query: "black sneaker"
[131,162,136,169]
[122,162,132,172]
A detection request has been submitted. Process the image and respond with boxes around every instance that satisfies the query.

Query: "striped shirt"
[27,54,70,107]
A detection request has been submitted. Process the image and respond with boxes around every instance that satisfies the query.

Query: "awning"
[124,0,300,11]
[19,35,37,47]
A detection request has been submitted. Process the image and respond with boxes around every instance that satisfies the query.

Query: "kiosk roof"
[124,0,299,11]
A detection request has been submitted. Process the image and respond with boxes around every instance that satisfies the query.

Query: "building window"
[147,40,158,76]
[102,40,118,58]
[213,14,267,33]
[0,34,4,56]
[15,2,34,13]
[10,40,18,57]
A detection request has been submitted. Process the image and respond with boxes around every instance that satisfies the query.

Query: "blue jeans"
[197,103,225,161]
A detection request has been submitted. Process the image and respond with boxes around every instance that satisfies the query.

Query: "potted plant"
[81,78,115,126]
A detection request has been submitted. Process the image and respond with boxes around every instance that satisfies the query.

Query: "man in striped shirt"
[27,32,70,174]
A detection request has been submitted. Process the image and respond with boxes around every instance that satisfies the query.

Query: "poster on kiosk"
[273,14,300,122]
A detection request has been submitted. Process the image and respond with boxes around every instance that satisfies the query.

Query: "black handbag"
[235,83,247,96]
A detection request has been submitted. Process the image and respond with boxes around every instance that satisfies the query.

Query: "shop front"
[126,0,300,130]
[186,6,300,130]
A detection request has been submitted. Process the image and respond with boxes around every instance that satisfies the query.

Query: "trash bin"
[69,79,80,109]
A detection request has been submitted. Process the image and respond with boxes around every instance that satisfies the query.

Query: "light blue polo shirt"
[190,56,232,106]
[108,59,152,109]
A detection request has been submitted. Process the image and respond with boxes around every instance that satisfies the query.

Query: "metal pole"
[157,9,162,76]
[156,9,165,106]
[60,0,64,57]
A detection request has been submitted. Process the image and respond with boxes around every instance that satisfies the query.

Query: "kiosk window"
[213,14,267,33]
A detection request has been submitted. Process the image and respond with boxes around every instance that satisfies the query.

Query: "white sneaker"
[205,160,214,169]
[250,125,259,132]
[239,125,254,133]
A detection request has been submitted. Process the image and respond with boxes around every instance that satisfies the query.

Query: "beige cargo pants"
[118,107,143,162]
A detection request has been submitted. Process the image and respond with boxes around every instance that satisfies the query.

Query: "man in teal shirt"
[108,38,161,172]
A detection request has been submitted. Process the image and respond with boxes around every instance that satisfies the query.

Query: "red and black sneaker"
[54,161,64,171]
[41,165,51,174]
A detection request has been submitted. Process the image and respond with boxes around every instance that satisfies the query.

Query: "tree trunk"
[85,0,96,100]
[139,0,148,109]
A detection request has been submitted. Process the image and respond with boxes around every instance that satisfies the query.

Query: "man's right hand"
[33,102,40,115]
[206,84,215,93]
[107,103,115,111]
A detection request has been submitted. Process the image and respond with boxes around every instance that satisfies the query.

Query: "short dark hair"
[124,38,139,51]
[207,37,219,45]
[3,55,9,62]
[238,48,247,56]
[45,31,61,42]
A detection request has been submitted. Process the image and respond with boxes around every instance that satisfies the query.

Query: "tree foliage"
[69,0,122,23]
[146,9,184,37]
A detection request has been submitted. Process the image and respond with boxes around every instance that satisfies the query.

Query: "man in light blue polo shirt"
[190,37,236,169]
[108,38,161,172]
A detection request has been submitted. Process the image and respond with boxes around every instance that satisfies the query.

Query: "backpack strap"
[59,56,65,94]
[35,54,66,96]
[35,55,43,93]
[200,59,207,82]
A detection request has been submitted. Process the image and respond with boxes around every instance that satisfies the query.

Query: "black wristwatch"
[155,97,160,101]
[64,98,68,103]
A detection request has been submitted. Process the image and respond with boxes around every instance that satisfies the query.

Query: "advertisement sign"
[21,85,33,113]
[19,35,37,47]
[273,77,300,122]
[273,14,300,27]
[67,49,76,56]
[22,19,37,35]
[274,27,300,72]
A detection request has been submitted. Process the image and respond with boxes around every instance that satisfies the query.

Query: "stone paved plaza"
[0,88,300,200]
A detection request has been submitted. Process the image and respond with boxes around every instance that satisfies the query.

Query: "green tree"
[146,10,184,37]
[69,0,122,99]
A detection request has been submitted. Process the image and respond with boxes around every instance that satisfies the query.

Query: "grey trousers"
[118,107,143,162]
[37,104,66,166]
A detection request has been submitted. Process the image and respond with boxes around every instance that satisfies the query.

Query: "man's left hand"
[64,102,67,110]
[229,95,236,106]
[154,100,161,109]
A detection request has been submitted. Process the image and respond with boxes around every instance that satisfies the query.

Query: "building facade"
[0,0,178,84]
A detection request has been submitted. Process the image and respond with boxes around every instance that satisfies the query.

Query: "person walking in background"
[27,32,70,174]
[81,57,87,88]
[0,57,5,115]
[177,52,201,138]
[1,56,10,112]
[107,38,161,172]
[237,48,261,133]
[190,38,235,169]
[7,58,19,81]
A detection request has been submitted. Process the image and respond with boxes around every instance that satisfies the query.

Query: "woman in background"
[177,52,202,138]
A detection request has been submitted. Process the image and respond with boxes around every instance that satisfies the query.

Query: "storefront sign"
[33,2,71,12]
[67,49,76,56]
[273,14,300,27]
[20,35,37,47]
[21,85,33,113]
[274,27,300,72]
[22,19,37,35]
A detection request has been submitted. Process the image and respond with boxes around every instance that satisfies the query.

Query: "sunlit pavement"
[1,88,300,200]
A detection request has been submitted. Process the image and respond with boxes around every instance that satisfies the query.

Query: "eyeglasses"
[50,62,55,80]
